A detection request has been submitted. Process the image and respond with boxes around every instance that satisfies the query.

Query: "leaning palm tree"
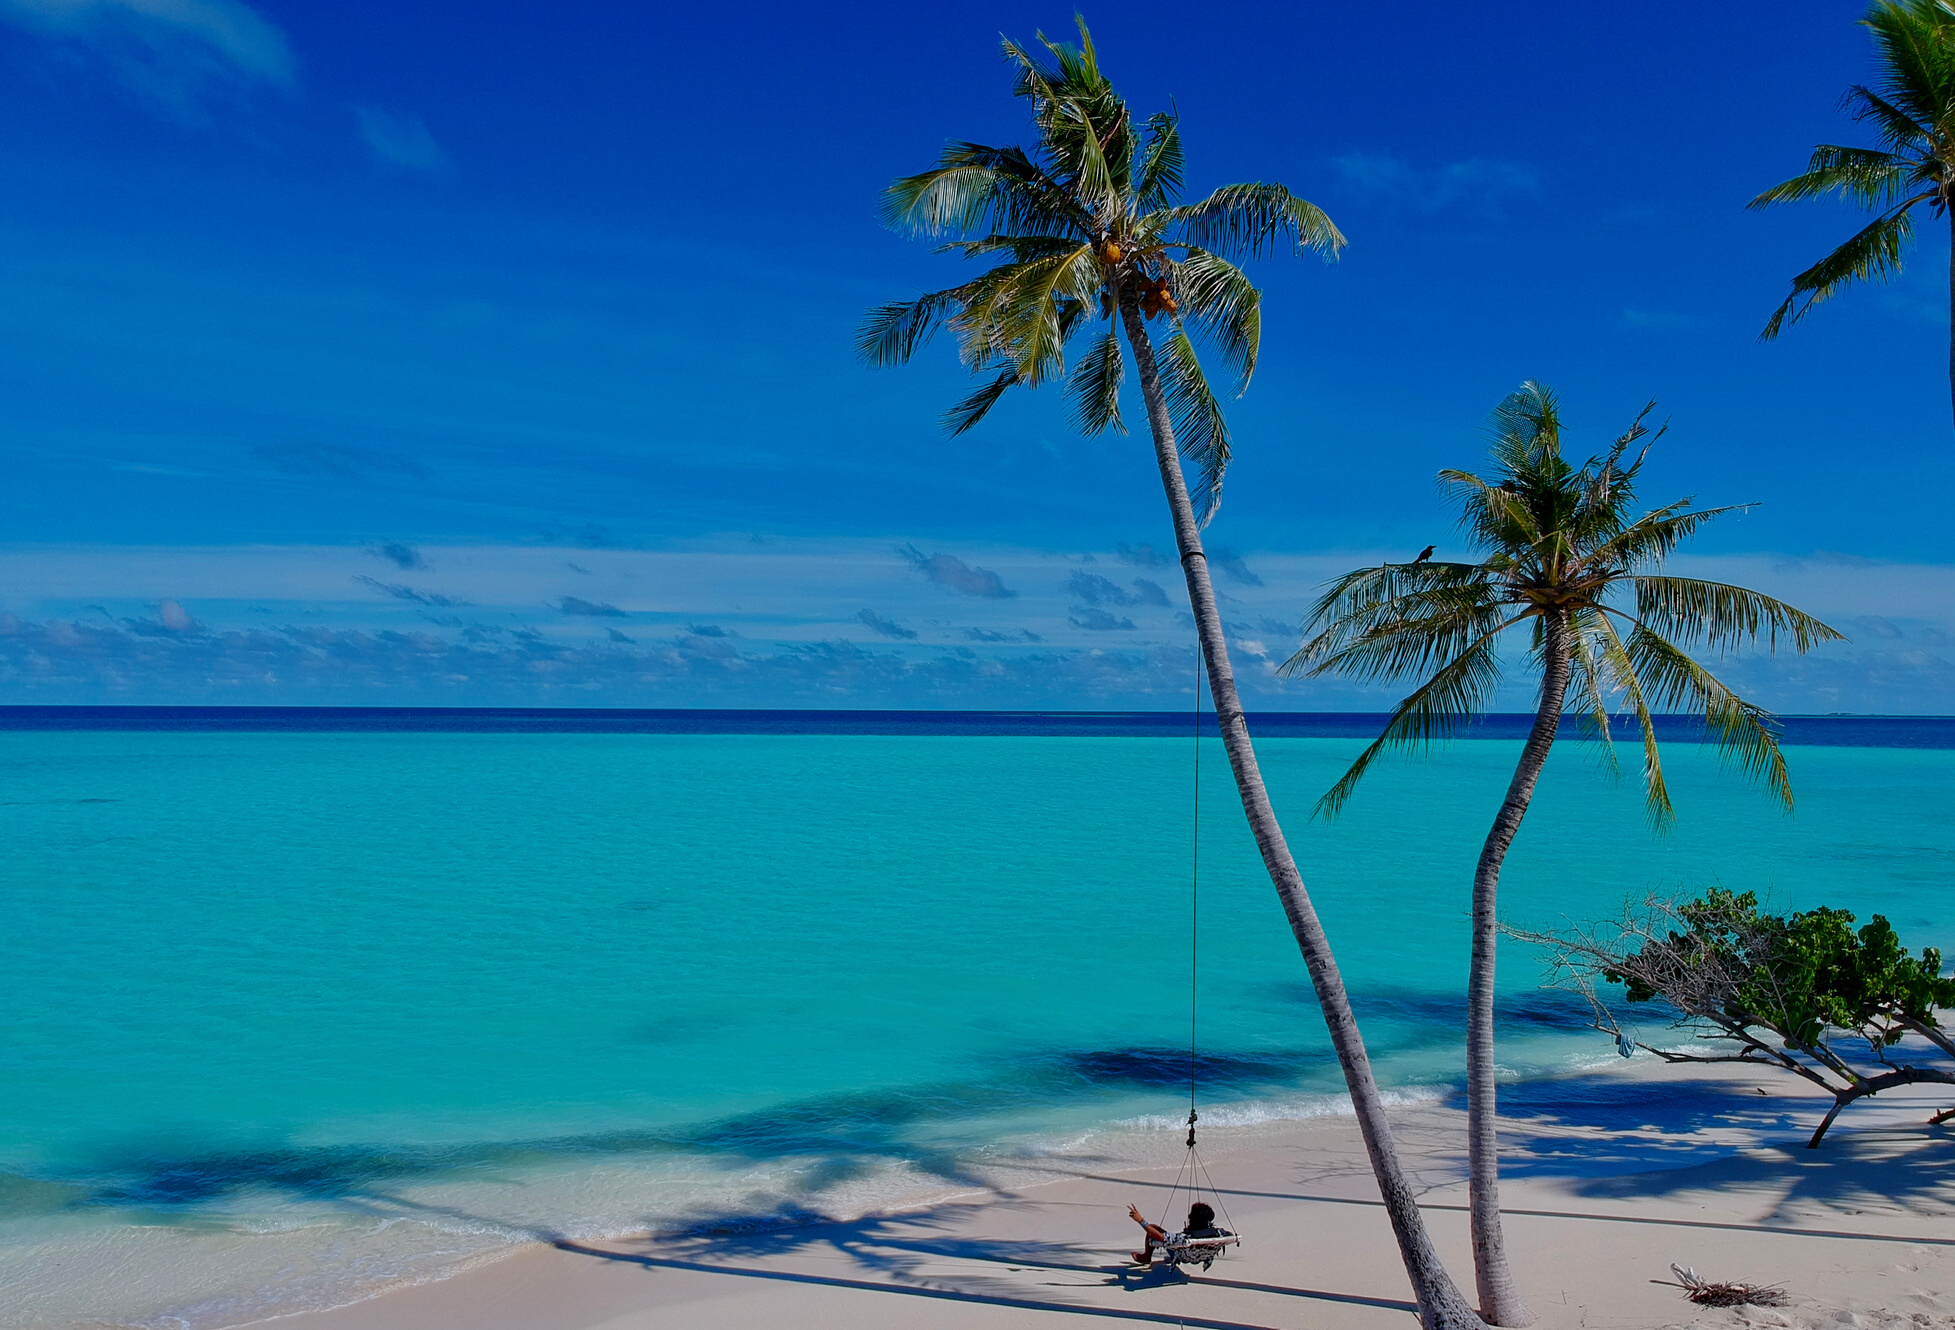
[860,20,1489,1330]
[1283,382,1844,1327]
[1752,0,1955,423]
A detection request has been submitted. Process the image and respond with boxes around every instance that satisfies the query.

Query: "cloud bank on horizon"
[0,541,1942,712]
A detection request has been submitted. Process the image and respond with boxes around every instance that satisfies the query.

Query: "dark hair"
[1187,1202,1215,1229]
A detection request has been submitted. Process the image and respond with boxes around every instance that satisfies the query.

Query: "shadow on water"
[24,995,1924,1241]
[17,1041,1347,1221]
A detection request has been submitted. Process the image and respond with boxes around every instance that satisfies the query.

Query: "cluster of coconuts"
[1094,238,1178,318]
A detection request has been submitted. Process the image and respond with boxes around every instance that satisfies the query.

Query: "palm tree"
[859,20,1490,1330]
[1283,383,1844,1326]
[1752,0,1955,424]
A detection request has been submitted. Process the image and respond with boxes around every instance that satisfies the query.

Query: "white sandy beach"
[268,1057,1955,1330]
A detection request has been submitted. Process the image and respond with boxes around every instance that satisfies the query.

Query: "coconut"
[1103,241,1123,263]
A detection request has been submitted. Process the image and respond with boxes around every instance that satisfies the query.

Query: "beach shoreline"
[255,1057,1955,1330]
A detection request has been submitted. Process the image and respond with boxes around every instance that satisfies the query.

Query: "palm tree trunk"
[1118,296,1485,1330]
[1464,612,1569,1327]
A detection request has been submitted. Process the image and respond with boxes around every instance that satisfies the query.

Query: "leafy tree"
[1283,383,1842,1325]
[860,20,1490,1329]
[1512,888,1955,1146]
[1752,0,1955,423]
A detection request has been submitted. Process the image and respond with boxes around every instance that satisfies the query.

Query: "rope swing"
[1150,635,1240,1269]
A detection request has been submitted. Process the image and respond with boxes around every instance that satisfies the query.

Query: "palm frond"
[1166,183,1345,261]
[1592,611,1674,827]
[1761,204,1922,339]
[1626,624,1793,811]
[1841,80,1937,155]
[1589,501,1749,569]
[882,143,1091,239]
[1068,329,1125,435]
[1135,111,1183,211]
[1748,145,1912,209]
[939,234,1086,262]
[1170,248,1261,390]
[1485,381,1562,468]
[1439,467,1540,550]
[1314,624,1513,820]
[1064,101,1122,216]
[1564,608,1622,779]
[943,370,1020,435]
[1295,562,1495,649]
[1286,562,1500,679]
[1633,577,1847,654]
[1290,596,1512,685]
[1157,329,1231,524]
[1860,1,1955,138]
[945,250,1096,387]
[998,247,1103,385]
[857,287,967,367]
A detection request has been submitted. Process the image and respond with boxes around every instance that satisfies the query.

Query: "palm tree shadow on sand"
[543,1201,1421,1328]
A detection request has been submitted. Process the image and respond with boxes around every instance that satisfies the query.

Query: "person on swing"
[1126,1200,1230,1264]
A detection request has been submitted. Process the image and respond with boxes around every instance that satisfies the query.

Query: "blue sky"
[0,0,1948,709]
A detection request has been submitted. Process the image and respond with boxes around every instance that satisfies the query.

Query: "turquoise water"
[3,728,1951,1325]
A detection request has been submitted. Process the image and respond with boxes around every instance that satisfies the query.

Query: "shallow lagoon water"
[2,722,1950,1325]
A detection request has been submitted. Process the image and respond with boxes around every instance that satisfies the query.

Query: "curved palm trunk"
[1465,612,1569,1327]
[1118,297,1485,1330]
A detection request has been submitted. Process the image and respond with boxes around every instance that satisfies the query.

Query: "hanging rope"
[1152,634,1239,1250]
[1190,635,1201,1141]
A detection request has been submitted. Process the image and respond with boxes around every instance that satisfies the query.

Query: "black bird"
[1413,545,1435,563]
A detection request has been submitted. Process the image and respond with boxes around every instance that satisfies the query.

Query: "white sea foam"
[1110,1083,1447,1133]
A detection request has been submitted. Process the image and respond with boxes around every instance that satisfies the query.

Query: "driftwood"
[1654,1263,1789,1308]
[1507,890,1955,1147]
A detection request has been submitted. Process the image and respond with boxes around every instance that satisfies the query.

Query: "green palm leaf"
[1157,329,1231,523]
[1632,577,1847,654]
[1591,611,1674,826]
[943,371,1019,436]
[1625,624,1794,811]
[1313,622,1516,821]
[1748,145,1911,208]
[1589,501,1750,569]
[1761,205,1922,339]
[1167,183,1346,261]
[1171,249,1262,390]
[1563,607,1622,778]
[1293,599,1511,686]
[1069,330,1125,435]
[883,144,1091,239]
[1440,468,1540,549]
[857,287,969,367]
[1135,111,1183,211]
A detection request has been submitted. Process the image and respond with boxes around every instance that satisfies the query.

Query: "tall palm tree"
[1752,0,1955,424]
[1283,383,1844,1326]
[859,20,1489,1330]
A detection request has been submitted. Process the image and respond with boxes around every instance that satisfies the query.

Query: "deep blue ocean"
[3,710,1950,1327]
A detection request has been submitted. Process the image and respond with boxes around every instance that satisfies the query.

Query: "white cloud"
[1331,151,1540,215]
[0,0,295,105]
[353,106,450,173]
[156,597,193,630]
